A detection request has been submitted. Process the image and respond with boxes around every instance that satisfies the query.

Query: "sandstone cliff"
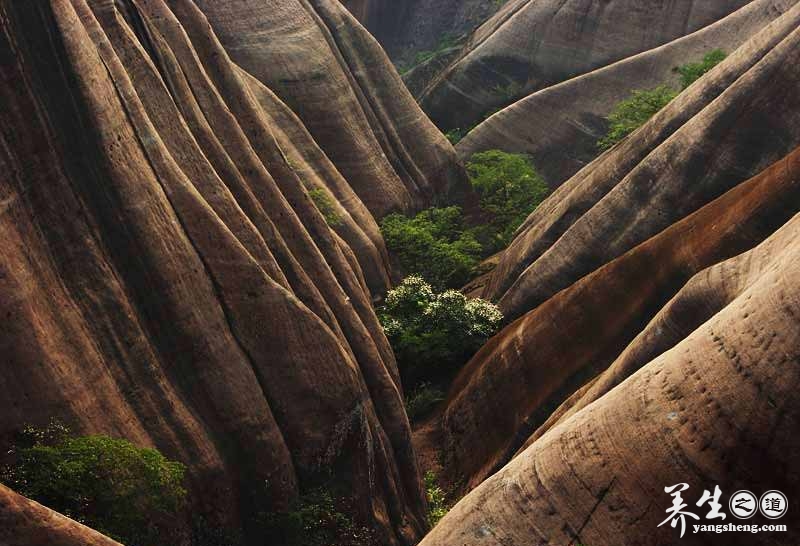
[458,0,797,186]
[0,0,465,543]
[417,0,753,130]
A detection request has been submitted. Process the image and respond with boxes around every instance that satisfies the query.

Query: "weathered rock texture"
[0,485,122,546]
[458,0,797,186]
[417,0,754,130]
[444,145,800,491]
[484,2,800,319]
[0,0,465,543]
[341,0,501,63]
[418,8,800,543]
[423,208,800,545]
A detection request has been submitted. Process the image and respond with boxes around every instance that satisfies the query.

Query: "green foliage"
[1,425,187,546]
[466,150,549,252]
[445,128,469,145]
[405,383,446,421]
[677,49,727,89]
[380,207,483,289]
[597,85,678,151]
[380,276,502,386]
[308,188,343,227]
[598,49,727,150]
[424,472,448,527]
[258,490,377,546]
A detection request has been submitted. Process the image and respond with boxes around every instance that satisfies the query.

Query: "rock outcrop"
[0,485,122,546]
[423,208,800,545]
[458,0,797,187]
[484,2,800,319]
[341,0,501,64]
[417,0,754,130]
[443,145,800,490]
[418,8,800,543]
[0,0,465,543]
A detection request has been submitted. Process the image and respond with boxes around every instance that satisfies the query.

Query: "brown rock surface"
[341,0,501,63]
[0,485,122,546]
[483,3,800,320]
[458,0,797,186]
[423,208,800,544]
[0,0,465,542]
[416,0,753,130]
[441,145,800,490]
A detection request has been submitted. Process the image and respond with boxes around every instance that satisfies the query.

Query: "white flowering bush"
[379,277,503,393]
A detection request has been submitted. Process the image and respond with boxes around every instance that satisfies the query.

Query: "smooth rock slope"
[0,0,465,543]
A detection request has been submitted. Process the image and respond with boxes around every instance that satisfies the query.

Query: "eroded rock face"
[0,485,122,546]
[442,145,800,490]
[457,0,797,186]
[423,211,800,545]
[417,0,753,130]
[420,8,800,543]
[341,0,500,63]
[484,2,800,319]
[0,0,465,543]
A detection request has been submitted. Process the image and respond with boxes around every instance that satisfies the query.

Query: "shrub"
[424,472,448,527]
[598,50,727,151]
[380,276,502,386]
[380,207,483,289]
[258,489,377,546]
[405,383,446,421]
[308,188,343,227]
[597,85,678,151]
[678,49,727,89]
[466,150,549,252]
[1,425,187,545]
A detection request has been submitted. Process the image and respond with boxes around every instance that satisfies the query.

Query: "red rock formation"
[0,485,122,546]
[416,0,753,130]
[484,3,800,320]
[442,145,800,490]
[0,0,466,543]
[458,0,797,187]
[423,209,800,544]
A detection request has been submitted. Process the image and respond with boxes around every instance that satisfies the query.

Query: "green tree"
[678,49,727,89]
[1,425,187,546]
[380,276,502,387]
[598,50,727,151]
[424,472,449,527]
[598,85,678,151]
[380,207,483,289]
[466,150,549,252]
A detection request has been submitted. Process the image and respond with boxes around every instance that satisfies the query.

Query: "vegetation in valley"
[257,489,377,546]
[381,151,548,289]
[424,471,449,527]
[466,150,549,253]
[381,207,484,290]
[397,33,463,75]
[598,49,727,150]
[379,276,502,390]
[405,383,447,421]
[1,422,187,546]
